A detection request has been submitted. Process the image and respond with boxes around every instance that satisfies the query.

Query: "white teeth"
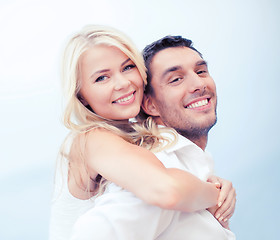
[115,93,133,103]
[186,99,208,109]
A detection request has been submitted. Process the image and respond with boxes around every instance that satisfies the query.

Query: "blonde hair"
[62,24,147,131]
[59,25,175,197]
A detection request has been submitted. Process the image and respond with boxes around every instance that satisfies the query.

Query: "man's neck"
[154,117,208,150]
[176,131,208,151]
[188,135,208,151]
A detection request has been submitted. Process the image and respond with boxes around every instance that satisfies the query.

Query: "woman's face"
[79,45,144,120]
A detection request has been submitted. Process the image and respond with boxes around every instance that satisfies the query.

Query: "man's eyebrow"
[161,66,182,79]
[196,60,208,67]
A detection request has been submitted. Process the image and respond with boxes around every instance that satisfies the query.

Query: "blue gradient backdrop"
[0,0,279,239]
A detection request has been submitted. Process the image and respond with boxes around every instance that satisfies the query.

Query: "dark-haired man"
[141,36,216,151]
[71,36,236,240]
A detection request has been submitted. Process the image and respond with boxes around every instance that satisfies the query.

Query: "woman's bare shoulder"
[86,128,132,148]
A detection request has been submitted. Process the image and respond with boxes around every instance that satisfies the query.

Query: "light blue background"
[0,0,279,239]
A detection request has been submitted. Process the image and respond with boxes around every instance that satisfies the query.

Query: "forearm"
[96,159,219,212]
[155,168,219,212]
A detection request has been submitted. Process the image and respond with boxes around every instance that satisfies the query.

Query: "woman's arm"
[71,128,219,212]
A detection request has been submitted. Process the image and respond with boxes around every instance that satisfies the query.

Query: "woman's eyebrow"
[89,58,132,81]
[89,69,109,81]
[121,58,131,67]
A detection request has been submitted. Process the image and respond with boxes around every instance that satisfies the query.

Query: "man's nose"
[114,73,130,91]
[187,73,206,93]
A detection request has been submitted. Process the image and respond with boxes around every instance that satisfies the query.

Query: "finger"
[215,188,235,218]
[223,211,234,223]
[217,181,232,207]
[207,176,221,189]
[221,197,236,222]
[215,190,236,221]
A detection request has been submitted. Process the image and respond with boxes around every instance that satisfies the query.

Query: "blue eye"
[123,64,136,72]
[95,75,108,82]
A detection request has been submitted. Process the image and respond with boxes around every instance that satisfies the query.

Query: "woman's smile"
[113,91,136,105]
[79,45,143,120]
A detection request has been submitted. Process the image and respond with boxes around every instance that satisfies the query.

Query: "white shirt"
[49,159,96,240]
[71,132,235,240]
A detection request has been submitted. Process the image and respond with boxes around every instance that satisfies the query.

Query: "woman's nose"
[114,73,130,91]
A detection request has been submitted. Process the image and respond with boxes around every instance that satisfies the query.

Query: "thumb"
[207,175,221,189]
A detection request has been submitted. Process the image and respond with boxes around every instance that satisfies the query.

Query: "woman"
[49,25,234,240]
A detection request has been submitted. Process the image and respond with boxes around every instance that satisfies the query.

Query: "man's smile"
[186,99,209,109]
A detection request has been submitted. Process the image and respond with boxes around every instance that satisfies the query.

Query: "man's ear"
[141,94,160,117]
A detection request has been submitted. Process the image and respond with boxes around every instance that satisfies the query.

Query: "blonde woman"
[49,25,235,240]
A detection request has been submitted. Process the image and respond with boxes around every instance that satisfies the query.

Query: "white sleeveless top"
[49,159,96,240]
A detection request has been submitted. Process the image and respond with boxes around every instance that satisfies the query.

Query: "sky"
[0,0,279,239]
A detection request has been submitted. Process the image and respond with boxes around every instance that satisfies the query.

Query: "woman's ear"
[141,94,160,117]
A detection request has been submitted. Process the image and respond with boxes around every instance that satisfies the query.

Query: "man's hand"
[207,176,236,229]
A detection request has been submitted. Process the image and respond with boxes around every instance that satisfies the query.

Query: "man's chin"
[190,118,217,135]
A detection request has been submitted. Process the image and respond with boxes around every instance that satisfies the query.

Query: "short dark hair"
[142,35,202,95]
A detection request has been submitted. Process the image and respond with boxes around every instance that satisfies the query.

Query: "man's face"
[144,47,217,138]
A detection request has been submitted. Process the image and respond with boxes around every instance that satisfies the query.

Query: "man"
[71,36,236,240]
[141,36,216,151]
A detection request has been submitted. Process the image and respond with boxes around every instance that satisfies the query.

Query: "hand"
[207,176,236,228]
